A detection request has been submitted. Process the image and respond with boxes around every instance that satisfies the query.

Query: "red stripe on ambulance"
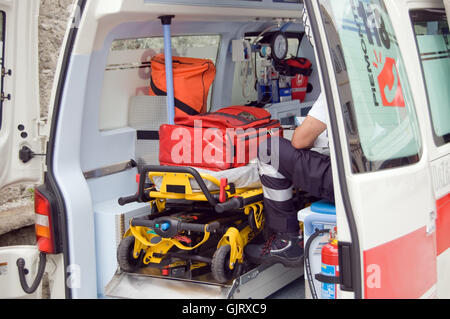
[363,227,437,299]
[436,194,450,256]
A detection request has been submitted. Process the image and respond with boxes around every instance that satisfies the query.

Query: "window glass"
[319,0,422,173]
[111,35,221,64]
[0,12,6,131]
[410,9,450,146]
[99,35,220,131]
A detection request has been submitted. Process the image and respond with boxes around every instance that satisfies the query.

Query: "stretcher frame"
[118,165,267,283]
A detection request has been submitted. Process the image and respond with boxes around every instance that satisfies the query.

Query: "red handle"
[219,178,228,203]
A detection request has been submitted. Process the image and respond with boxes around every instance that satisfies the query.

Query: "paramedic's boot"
[245,232,304,267]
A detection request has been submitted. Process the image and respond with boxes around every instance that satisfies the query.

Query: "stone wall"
[38,0,72,118]
[0,0,72,243]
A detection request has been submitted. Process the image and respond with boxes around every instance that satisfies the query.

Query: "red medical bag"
[159,106,282,171]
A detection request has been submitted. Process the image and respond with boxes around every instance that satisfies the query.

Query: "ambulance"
[0,0,449,299]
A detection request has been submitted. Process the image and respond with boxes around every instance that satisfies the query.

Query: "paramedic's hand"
[291,116,327,150]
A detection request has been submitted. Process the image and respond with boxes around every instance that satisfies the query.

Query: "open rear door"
[306,0,438,298]
[0,0,42,190]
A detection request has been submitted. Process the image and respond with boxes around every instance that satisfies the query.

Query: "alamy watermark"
[366,264,382,290]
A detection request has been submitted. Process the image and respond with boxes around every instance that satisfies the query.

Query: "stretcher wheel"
[211,245,241,284]
[117,236,144,273]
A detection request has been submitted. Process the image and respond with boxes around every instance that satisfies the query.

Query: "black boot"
[245,232,304,268]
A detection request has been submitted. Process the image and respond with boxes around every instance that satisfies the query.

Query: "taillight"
[34,188,55,254]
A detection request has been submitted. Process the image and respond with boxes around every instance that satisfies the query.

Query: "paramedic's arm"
[291,116,327,150]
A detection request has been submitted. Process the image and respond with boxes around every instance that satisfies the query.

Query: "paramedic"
[246,92,334,267]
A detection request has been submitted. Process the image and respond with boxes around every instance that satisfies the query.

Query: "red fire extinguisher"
[320,229,339,299]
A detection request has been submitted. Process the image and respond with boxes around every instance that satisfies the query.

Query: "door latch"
[2,67,12,77]
[19,146,46,164]
[1,92,11,102]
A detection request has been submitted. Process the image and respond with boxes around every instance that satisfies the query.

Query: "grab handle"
[179,221,221,233]
[215,197,243,214]
[118,194,140,206]
[215,192,264,213]
[138,165,218,207]
[131,217,220,238]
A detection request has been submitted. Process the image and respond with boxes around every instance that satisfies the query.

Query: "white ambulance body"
[0,0,449,299]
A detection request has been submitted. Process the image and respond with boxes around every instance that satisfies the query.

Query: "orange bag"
[149,54,216,121]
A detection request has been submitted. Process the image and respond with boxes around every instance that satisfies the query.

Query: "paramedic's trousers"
[258,137,334,234]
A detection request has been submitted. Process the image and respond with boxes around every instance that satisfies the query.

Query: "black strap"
[289,65,313,77]
[198,111,272,126]
[150,79,200,116]
[198,111,250,124]
[239,127,281,142]
[275,60,313,77]
[137,130,160,140]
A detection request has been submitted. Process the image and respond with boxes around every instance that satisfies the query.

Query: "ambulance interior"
[78,2,334,299]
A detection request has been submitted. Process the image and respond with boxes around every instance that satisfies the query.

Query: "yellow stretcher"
[117,165,265,284]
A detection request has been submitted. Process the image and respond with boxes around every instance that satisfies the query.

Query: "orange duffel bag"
[149,54,216,121]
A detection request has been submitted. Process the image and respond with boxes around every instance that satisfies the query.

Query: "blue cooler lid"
[310,200,336,215]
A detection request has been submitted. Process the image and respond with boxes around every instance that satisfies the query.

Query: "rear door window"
[318,0,423,173]
[410,9,450,146]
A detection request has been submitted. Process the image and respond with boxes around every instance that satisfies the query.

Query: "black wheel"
[117,236,144,273]
[211,245,242,284]
[248,211,258,231]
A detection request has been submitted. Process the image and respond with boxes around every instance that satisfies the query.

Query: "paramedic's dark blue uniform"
[257,137,334,234]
